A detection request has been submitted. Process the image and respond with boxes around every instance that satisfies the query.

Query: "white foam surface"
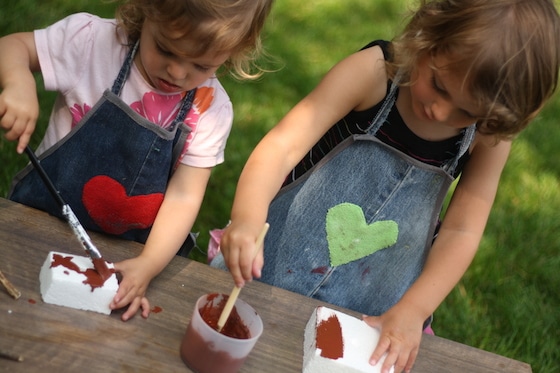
[39,251,118,315]
[303,306,393,373]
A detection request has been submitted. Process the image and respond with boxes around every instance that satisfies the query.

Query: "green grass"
[1,1,559,371]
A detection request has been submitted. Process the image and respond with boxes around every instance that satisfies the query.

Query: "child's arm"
[0,32,41,153]
[110,163,212,321]
[221,46,389,287]
[366,139,512,373]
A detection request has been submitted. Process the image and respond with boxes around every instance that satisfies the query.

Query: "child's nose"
[431,101,453,122]
[167,62,188,81]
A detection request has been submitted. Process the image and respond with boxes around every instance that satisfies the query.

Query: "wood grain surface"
[0,198,531,372]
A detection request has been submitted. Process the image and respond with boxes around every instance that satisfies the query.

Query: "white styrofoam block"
[39,251,118,315]
[303,306,393,373]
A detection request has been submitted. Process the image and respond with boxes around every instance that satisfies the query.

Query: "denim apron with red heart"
[9,42,196,246]
[213,77,476,317]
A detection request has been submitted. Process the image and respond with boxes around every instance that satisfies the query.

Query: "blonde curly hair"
[115,0,274,80]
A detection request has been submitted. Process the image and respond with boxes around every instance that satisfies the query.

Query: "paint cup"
[180,293,263,373]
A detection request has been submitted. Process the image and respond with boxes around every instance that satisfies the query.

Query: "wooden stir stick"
[216,223,270,332]
[0,270,21,300]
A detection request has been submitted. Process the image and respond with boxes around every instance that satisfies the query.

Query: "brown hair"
[387,0,560,140]
[115,0,274,79]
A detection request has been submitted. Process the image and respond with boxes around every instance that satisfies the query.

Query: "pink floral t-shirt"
[34,13,233,168]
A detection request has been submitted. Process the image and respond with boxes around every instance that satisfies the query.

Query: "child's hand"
[0,78,39,154]
[363,303,424,373]
[110,257,153,321]
[220,221,265,288]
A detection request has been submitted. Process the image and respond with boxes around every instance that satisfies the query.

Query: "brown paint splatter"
[50,253,109,291]
[199,293,250,339]
[311,266,328,274]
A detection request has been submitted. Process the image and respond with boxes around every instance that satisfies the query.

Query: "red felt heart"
[82,175,164,235]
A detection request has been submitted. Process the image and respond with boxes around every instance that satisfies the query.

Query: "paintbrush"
[24,146,112,281]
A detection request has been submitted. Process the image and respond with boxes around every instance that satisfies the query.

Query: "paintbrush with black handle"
[24,146,112,281]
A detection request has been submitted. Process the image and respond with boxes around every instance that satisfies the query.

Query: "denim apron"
[9,42,196,246]
[215,78,475,317]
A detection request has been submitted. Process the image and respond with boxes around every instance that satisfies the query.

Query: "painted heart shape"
[325,203,398,267]
[82,175,164,235]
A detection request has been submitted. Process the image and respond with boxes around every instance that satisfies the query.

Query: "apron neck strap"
[365,71,401,136]
[111,41,139,96]
[169,89,197,130]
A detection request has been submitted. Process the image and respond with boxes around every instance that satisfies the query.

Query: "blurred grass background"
[1,1,559,371]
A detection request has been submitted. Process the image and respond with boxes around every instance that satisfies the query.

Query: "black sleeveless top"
[284,40,470,186]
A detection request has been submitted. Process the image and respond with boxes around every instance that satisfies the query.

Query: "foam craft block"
[40,251,118,315]
[303,306,394,373]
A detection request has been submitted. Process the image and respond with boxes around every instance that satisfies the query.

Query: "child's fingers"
[369,333,391,367]
[120,296,151,322]
[403,348,418,373]
[224,247,245,288]
[140,297,151,319]
[17,132,31,154]
[252,251,264,278]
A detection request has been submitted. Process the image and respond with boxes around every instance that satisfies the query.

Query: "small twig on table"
[0,348,24,362]
[0,270,21,299]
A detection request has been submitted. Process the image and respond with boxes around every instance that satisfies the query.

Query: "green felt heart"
[326,203,398,267]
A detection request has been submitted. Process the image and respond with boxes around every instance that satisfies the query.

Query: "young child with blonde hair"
[0,0,273,321]
[213,1,560,372]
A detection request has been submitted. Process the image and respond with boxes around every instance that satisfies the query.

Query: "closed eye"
[156,42,174,57]
[431,75,447,95]
[194,64,210,72]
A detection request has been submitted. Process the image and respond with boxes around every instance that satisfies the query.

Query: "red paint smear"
[151,306,163,313]
[92,257,113,281]
[50,253,109,291]
[28,299,36,304]
[316,314,344,359]
[361,267,371,281]
[311,266,328,274]
[199,293,250,339]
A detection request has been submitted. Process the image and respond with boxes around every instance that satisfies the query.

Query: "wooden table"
[0,198,531,372]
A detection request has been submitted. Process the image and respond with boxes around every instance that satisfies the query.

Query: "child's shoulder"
[37,12,119,49]
[48,12,116,30]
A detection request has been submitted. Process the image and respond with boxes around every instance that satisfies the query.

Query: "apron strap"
[111,41,139,96]
[365,71,401,136]
[169,88,196,131]
[442,124,476,174]
[170,89,197,168]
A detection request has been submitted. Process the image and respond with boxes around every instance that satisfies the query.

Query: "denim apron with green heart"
[9,42,196,246]
[218,78,475,317]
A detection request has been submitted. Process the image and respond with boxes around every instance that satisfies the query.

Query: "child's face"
[408,53,483,130]
[135,20,231,93]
